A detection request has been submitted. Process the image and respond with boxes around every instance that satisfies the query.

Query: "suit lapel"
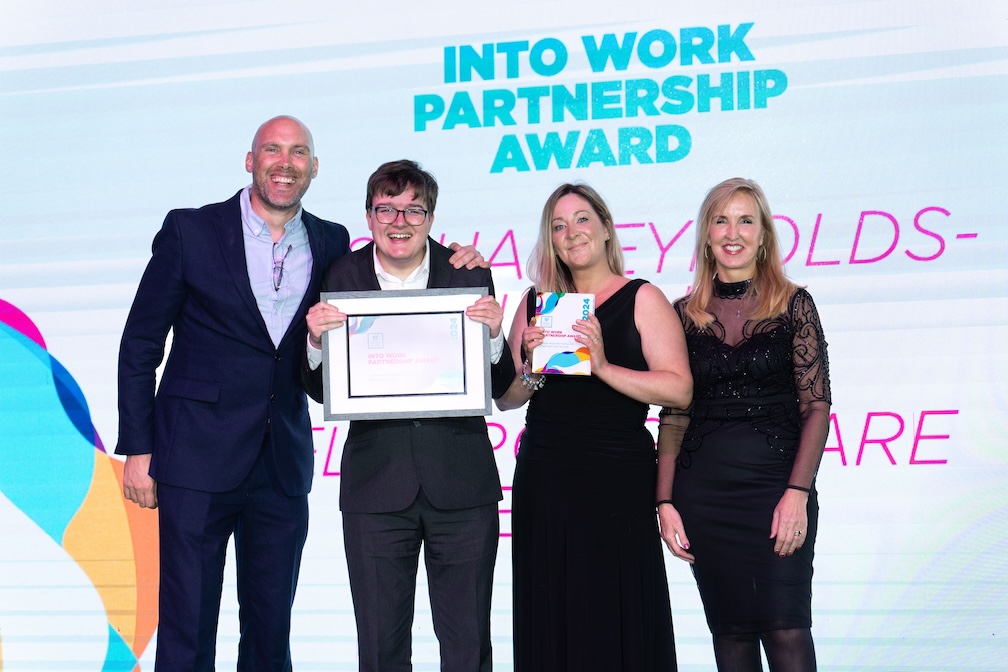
[214,192,274,345]
[349,243,382,291]
[426,238,454,289]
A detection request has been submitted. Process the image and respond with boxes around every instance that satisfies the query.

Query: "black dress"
[512,279,677,671]
[672,277,831,634]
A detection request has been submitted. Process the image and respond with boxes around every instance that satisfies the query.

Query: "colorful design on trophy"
[540,347,591,374]
[535,292,563,317]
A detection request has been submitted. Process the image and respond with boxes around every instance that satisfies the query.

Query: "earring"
[757,245,767,263]
[703,246,712,261]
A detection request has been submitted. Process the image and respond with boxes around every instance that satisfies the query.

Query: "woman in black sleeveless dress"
[497,183,692,671]
[657,178,831,672]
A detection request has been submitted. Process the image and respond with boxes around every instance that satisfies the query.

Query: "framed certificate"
[320,288,492,420]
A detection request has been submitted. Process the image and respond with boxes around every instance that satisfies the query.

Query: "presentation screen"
[1,2,1005,669]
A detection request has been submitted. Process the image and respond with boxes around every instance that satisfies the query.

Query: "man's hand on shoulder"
[448,242,489,270]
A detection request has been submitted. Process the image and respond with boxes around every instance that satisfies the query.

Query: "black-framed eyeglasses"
[370,205,428,226]
[273,243,292,291]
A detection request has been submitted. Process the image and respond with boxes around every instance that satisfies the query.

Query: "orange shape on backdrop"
[62,452,159,662]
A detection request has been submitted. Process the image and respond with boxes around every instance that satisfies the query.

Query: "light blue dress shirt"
[240,185,312,347]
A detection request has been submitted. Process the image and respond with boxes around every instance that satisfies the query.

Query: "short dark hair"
[365,160,439,214]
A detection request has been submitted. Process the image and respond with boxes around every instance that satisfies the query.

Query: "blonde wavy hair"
[684,178,795,328]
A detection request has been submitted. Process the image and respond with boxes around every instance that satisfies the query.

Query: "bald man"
[116,116,347,670]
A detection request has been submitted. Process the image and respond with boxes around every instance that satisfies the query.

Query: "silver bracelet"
[520,359,545,391]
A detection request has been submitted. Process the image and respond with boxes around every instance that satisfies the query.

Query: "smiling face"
[366,185,434,279]
[706,192,765,282]
[550,193,610,272]
[245,117,318,219]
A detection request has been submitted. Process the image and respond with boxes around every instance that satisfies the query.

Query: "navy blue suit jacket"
[303,240,515,513]
[116,190,350,496]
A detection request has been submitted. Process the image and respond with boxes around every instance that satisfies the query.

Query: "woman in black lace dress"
[498,183,692,671]
[657,178,831,671]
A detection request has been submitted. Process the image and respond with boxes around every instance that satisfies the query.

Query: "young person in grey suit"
[303,160,515,672]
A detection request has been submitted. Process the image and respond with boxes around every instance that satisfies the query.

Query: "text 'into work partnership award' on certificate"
[320,288,492,421]
[532,292,595,375]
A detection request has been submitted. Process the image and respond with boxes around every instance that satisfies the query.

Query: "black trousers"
[342,490,499,672]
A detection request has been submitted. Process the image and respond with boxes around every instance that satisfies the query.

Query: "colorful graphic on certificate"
[532,292,595,375]
[346,313,465,397]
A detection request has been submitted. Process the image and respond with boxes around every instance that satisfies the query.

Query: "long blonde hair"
[684,178,795,328]
[527,183,624,293]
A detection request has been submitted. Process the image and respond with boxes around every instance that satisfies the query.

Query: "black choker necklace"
[713,274,752,298]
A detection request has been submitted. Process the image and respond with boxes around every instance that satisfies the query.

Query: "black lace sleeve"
[787,288,832,489]
[791,288,831,407]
